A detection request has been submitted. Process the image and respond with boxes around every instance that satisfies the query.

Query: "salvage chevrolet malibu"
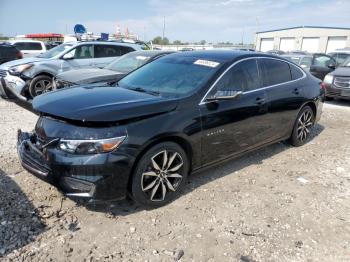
[17,51,323,207]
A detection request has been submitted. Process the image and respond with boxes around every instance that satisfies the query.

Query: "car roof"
[130,50,174,57]
[7,39,44,43]
[162,50,287,63]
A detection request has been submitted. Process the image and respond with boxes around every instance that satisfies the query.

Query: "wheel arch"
[301,101,317,121]
[32,72,54,78]
[126,134,193,192]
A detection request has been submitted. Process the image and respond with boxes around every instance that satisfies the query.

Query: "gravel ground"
[0,98,349,262]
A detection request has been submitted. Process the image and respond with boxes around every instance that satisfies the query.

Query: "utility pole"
[162,16,165,43]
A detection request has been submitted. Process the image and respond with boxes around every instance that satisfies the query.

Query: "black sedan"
[16,51,323,207]
[53,50,172,89]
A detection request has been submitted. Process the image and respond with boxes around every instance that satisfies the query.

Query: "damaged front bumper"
[17,130,131,200]
[0,76,35,113]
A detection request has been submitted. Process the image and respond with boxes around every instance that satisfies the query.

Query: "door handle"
[255,97,266,105]
[292,88,301,95]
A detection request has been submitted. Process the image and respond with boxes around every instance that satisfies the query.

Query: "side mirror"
[206,90,243,102]
[62,53,74,60]
[328,64,336,70]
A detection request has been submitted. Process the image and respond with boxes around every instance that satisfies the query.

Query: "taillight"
[16,51,23,59]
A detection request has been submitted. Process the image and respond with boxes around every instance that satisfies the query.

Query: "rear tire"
[289,105,315,147]
[29,75,53,98]
[131,142,189,208]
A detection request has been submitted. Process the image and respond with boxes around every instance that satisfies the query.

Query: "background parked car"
[54,50,173,89]
[266,50,285,55]
[323,57,350,100]
[0,43,23,64]
[0,41,143,99]
[282,53,336,80]
[328,48,350,67]
[7,40,47,58]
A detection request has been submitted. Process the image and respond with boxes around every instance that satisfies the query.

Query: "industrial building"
[255,26,350,53]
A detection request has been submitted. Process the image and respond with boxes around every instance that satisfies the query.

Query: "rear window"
[289,64,304,80]
[259,58,291,87]
[14,42,43,51]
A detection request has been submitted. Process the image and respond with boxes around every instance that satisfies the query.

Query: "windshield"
[341,57,350,67]
[118,56,222,98]
[105,52,153,73]
[37,43,73,58]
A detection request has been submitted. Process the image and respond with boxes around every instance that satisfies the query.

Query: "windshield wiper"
[128,87,160,96]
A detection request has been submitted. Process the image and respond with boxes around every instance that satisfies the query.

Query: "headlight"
[323,74,334,85]
[9,64,34,75]
[58,136,126,154]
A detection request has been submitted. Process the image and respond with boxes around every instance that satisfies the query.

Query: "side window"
[95,45,117,58]
[26,42,42,50]
[213,59,260,93]
[289,64,304,80]
[13,42,26,50]
[313,55,334,67]
[72,45,94,59]
[260,58,291,87]
[94,45,134,58]
[120,46,135,55]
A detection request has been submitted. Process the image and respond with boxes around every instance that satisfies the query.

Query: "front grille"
[20,147,51,176]
[0,69,7,77]
[334,77,350,88]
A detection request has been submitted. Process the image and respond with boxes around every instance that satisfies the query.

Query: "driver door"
[199,58,270,166]
[61,44,95,71]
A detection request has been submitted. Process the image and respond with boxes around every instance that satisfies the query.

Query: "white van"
[7,40,47,58]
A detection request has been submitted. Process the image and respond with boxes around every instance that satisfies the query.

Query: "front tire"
[29,75,53,98]
[289,105,315,147]
[131,142,189,208]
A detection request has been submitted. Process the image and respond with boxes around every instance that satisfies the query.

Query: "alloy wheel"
[297,109,313,142]
[34,80,52,96]
[141,150,184,202]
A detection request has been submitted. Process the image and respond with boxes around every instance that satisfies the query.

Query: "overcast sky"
[0,0,349,43]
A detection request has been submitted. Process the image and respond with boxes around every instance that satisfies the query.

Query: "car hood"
[329,67,350,77]
[56,68,125,85]
[0,57,47,69]
[32,85,178,122]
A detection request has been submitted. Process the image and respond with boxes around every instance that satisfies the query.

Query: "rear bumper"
[17,130,132,200]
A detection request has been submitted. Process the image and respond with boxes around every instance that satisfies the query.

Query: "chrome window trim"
[199,56,306,105]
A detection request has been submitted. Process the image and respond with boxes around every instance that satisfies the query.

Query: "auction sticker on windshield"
[194,59,220,68]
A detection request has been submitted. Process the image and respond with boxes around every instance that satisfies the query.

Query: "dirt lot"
[0,98,349,262]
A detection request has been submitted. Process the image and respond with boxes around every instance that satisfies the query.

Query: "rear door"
[200,58,272,165]
[258,58,306,140]
[310,54,336,80]
[93,44,135,68]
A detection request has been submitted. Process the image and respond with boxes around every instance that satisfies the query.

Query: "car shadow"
[85,123,325,215]
[325,99,350,107]
[0,168,46,257]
